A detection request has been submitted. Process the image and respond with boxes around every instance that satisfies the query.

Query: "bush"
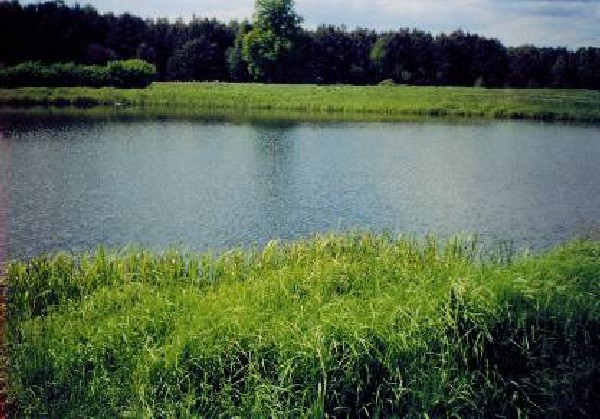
[107,59,156,88]
[0,61,49,87]
[0,60,156,88]
[378,78,396,86]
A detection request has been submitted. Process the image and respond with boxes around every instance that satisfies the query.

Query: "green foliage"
[5,235,600,416]
[378,78,396,86]
[0,60,156,89]
[0,61,107,88]
[1,83,599,122]
[370,35,389,80]
[166,37,225,82]
[242,0,302,81]
[226,21,252,81]
[106,59,156,88]
[252,0,302,37]
[2,1,600,87]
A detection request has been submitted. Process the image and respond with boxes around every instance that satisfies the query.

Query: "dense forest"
[1,0,599,89]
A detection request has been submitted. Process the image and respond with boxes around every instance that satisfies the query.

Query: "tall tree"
[575,48,600,90]
[1,1,599,88]
[227,20,252,81]
[242,0,302,82]
[166,36,224,81]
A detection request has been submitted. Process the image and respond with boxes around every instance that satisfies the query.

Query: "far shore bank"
[1,83,599,123]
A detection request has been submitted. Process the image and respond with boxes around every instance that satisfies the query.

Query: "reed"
[4,234,600,416]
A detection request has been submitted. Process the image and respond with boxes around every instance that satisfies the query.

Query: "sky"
[20,0,600,48]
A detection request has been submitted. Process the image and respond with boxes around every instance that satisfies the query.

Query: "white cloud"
[297,0,599,47]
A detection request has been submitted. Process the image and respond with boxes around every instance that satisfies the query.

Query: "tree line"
[1,0,599,89]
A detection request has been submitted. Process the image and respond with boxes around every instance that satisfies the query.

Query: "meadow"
[1,83,600,122]
[4,234,600,416]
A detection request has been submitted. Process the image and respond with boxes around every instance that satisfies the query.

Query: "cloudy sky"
[21,0,600,48]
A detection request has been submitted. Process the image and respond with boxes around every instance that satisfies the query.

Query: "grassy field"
[4,234,600,416]
[1,83,600,122]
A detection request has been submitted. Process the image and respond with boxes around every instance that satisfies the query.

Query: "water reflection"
[250,122,297,238]
[1,115,600,261]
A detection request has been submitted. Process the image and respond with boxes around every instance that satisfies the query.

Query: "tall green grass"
[5,234,600,416]
[1,83,599,122]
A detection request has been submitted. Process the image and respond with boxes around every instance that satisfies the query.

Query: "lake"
[1,114,600,262]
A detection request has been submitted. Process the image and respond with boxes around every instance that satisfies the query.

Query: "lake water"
[1,114,600,262]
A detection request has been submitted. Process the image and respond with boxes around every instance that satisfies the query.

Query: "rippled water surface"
[1,114,600,261]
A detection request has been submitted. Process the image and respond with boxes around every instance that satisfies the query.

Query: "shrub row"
[0,60,156,89]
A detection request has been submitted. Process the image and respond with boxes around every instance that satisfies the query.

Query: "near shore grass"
[1,83,600,122]
[4,234,600,416]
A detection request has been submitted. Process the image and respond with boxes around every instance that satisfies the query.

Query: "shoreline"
[1,83,599,123]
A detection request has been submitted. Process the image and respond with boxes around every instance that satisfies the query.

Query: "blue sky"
[21,0,600,48]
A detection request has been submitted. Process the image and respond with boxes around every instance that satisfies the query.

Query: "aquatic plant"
[4,234,600,416]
